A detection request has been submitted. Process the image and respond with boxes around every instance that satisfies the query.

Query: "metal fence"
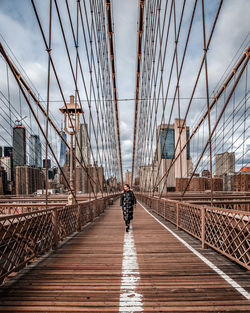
[0,203,66,215]
[0,194,119,284]
[137,194,250,270]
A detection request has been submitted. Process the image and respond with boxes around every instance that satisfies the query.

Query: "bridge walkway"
[0,199,249,312]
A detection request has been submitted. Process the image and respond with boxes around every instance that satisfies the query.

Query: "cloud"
[130,0,250,178]
[0,0,249,180]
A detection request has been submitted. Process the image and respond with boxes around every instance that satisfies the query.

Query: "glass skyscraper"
[160,127,190,160]
[29,135,42,167]
[4,146,13,157]
[13,125,26,167]
[160,128,175,159]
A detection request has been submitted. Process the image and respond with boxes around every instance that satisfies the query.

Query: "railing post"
[52,208,59,250]
[91,201,94,222]
[77,204,81,232]
[98,199,101,216]
[201,207,206,249]
[103,198,107,213]
[97,199,100,216]
[176,203,179,230]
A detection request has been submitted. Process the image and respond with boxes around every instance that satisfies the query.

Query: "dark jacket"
[120,190,136,223]
[120,190,136,207]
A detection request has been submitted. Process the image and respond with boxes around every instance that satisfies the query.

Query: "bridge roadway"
[0,200,249,312]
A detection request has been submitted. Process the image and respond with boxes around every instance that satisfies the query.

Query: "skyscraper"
[159,120,190,163]
[215,152,235,176]
[125,170,132,185]
[76,123,90,167]
[29,135,42,167]
[4,146,13,157]
[13,125,26,167]
[0,156,12,181]
[42,159,51,169]
[156,119,193,192]
[174,119,190,178]
[59,130,67,167]
[3,147,14,181]
[15,166,45,195]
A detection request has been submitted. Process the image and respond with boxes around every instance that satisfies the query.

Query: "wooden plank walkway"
[0,199,249,312]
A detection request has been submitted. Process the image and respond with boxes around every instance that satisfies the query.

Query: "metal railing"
[0,194,119,284]
[0,203,66,215]
[137,194,250,270]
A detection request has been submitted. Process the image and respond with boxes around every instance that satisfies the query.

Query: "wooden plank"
[0,200,249,312]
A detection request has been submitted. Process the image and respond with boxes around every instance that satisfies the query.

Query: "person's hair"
[124,184,130,189]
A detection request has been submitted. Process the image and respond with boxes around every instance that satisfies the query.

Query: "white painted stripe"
[138,201,250,301]
[119,225,144,312]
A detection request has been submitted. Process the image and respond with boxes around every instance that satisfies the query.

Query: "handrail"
[0,194,120,285]
[137,193,250,270]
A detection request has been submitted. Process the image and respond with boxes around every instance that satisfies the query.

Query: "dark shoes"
[126,225,130,232]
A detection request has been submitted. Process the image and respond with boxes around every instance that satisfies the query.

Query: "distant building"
[0,156,11,181]
[0,169,3,195]
[234,168,250,191]
[156,119,193,192]
[206,177,223,191]
[223,174,234,191]
[15,166,45,195]
[125,170,131,186]
[65,147,76,168]
[87,163,104,194]
[75,123,89,167]
[59,130,67,167]
[3,147,14,182]
[4,146,13,157]
[107,176,118,192]
[74,164,104,194]
[43,159,51,169]
[29,135,42,167]
[234,173,250,191]
[202,169,210,177]
[134,177,140,186]
[139,164,158,192]
[240,167,250,173]
[0,167,8,194]
[54,172,60,185]
[61,163,104,194]
[65,149,70,167]
[215,152,235,176]
[75,167,88,193]
[13,125,26,167]
[176,177,223,192]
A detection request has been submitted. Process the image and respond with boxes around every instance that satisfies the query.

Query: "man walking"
[120,184,136,232]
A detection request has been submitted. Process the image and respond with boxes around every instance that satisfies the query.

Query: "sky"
[0,0,249,179]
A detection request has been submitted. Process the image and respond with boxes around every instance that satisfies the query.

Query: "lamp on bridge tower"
[60,95,83,204]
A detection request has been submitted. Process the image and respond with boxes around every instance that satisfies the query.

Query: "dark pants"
[122,205,133,226]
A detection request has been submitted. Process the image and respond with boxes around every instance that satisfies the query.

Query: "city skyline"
[0,3,249,308]
[0,0,249,174]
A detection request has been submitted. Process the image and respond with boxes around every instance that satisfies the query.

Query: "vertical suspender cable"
[45,0,52,208]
